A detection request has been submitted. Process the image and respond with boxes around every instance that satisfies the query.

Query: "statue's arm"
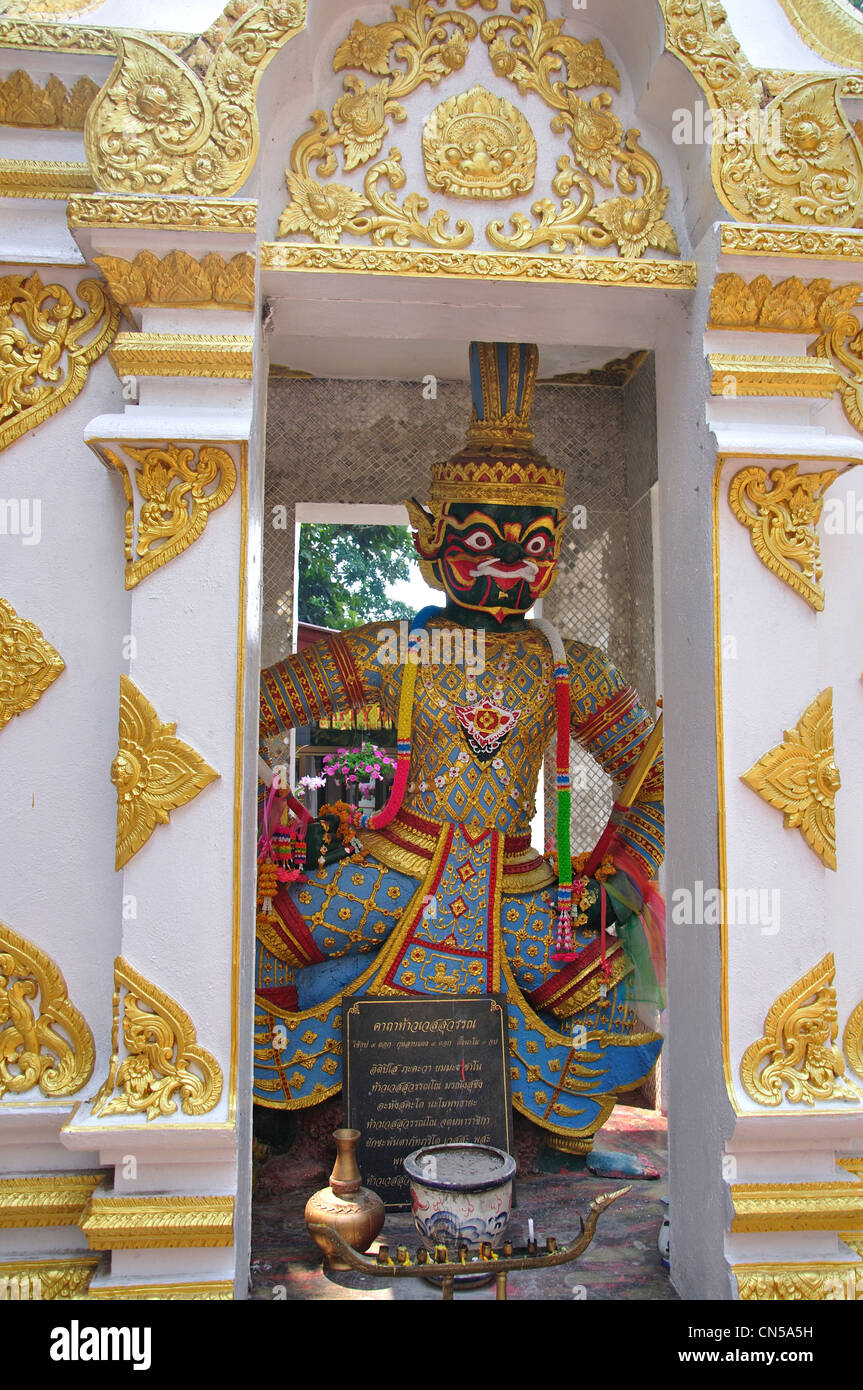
[566,640,664,890]
[260,625,382,738]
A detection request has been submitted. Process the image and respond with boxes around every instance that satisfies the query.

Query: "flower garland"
[360,605,444,830]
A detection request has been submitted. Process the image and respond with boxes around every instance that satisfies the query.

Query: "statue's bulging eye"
[525,534,551,556]
[463,529,494,551]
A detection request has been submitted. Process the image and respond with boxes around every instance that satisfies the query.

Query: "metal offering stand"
[308,1183,630,1300]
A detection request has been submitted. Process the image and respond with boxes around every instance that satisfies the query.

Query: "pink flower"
[347,774,357,783]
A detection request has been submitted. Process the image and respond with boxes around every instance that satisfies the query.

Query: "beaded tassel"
[533,620,577,964]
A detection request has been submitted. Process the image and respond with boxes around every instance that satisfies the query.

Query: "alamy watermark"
[671,880,780,934]
[0,497,41,545]
[672,101,783,154]
[376,620,486,679]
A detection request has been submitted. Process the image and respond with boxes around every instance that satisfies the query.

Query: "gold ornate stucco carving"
[740,953,860,1107]
[0,1257,101,1301]
[0,920,95,1100]
[93,251,255,310]
[1,1,109,15]
[92,956,223,1120]
[708,354,838,397]
[84,3,308,196]
[727,465,839,612]
[659,0,863,226]
[277,0,679,260]
[0,273,118,452]
[720,224,863,260]
[0,158,95,198]
[845,998,863,1081]
[776,0,863,70]
[0,18,192,55]
[92,441,237,590]
[0,69,99,128]
[111,675,219,870]
[0,598,65,731]
[0,1173,103,1228]
[741,688,839,870]
[731,1177,863,1233]
[710,274,862,332]
[80,1193,234,1249]
[108,334,253,380]
[422,84,536,200]
[260,242,695,288]
[813,296,863,437]
[735,1262,863,1300]
[67,195,258,232]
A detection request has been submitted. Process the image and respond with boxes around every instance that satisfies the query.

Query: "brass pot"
[304,1128,385,1270]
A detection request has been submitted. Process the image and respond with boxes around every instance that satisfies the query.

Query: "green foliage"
[297,523,415,628]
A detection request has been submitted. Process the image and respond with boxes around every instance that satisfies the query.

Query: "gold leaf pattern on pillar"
[92,956,222,1120]
[0,598,65,731]
[92,251,255,310]
[92,441,237,589]
[111,675,219,870]
[741,688,839,870]
[844,998,863,1081]
[0,69,100,129]
[0,273,119,453]
[0,920,95,1100]
[728,465,839,612]
[740,952,860,1107]
[709,274,862,332]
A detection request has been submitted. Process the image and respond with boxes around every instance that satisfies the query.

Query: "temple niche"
[2,0,863,1321]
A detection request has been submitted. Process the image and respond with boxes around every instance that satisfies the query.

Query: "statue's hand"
[303,811,358,871]
[577,876,621,934]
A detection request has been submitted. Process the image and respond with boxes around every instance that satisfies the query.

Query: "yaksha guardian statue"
[256,342,665,1159]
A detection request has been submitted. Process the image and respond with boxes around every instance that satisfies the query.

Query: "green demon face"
[411,500,566,623]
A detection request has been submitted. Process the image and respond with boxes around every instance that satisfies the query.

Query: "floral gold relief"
[67,195,257,232]
[720,225,863,261]
[0,273,118,452]
[659,1,863,226]
[84,3,308,197]
[260,242,695,289]
[741,688,839,870]
[728,465,839,612]
[740,953,860,1107]
[92,441,237,590]
[0,598,65,730]
[93,250,255,310]
[0,920,95,1100]
[111,674,219,870]
[277,0,679,261]
[92,956,223,1120]
[813,296,863,437]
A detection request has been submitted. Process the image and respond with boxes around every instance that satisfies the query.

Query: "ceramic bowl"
[404,1142,516,1253]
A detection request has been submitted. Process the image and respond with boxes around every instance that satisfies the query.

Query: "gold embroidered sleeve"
[260,626,383,737]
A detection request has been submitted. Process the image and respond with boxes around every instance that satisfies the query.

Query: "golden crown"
[428,342,566,510]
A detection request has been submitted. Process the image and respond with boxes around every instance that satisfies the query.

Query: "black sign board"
[343,994,512,1209]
